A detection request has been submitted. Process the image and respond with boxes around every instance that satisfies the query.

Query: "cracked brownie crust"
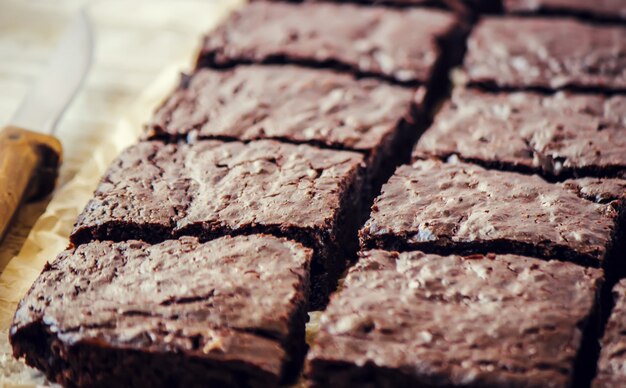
[361,159,625,267]
[198,1,461,84]
[414,89,626,179]
[306,250,603,387]
[71,140,364,307]
[10,235,312,387]
[464,17,626,92]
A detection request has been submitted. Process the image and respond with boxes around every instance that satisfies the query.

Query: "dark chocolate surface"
[148,65,419,152]
[307,249,603,387]
[464,17,626,92]
[414,89,626,179]
[198,1,460,84]
[361,159,624,267]
[10,235,312,387]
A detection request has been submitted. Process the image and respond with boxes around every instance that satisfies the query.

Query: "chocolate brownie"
[306,250,603,387]
[360,159,625,268]
[148,65,423,190]
[504,0,626,21]
[464,17,626,92]
[414,89,626,179]
[71,140,364,307]
[197,1,463,85]
[10,235,312,387]
[593,279,626,387]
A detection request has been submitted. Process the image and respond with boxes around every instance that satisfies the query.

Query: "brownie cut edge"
[10,235,312,387]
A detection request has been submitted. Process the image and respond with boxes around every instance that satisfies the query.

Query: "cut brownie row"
[10,235,312,387]
[463,16,626,92]
[306,249,603,386]
[361,159,626,269]
[70,140,364,308]
[197,1,465,87]
[415,88,626,180]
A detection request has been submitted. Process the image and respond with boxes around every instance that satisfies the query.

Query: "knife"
[0,11,93,241]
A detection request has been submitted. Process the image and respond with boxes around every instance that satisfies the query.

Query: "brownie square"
[148,65,423,190]
[10,235,312,387]
[360,159,625,268]
[463,17,626,92]
[504,0,626,21]
[414,88,626,179]
[197,1,462,85]
[594,279,626,387]
[306,250,603,387]
[71,140,364,307]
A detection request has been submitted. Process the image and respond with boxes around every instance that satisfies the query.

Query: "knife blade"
[0,10,93,241]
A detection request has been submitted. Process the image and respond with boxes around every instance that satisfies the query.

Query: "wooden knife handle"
[0,126,63,240]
